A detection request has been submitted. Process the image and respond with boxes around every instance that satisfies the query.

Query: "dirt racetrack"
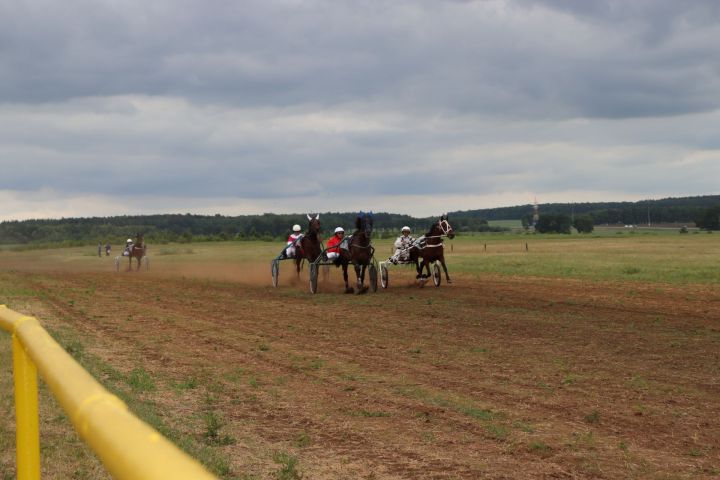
[2,252,720,479]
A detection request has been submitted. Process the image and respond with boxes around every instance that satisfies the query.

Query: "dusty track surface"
[4,264,720,479]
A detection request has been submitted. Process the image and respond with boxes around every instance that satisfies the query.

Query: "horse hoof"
[357,286,368,295]
[345,287,355,294]
[417,278,427,288]
[447,279,453,284]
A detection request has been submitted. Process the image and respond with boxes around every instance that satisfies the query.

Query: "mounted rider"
[388,226,415,264]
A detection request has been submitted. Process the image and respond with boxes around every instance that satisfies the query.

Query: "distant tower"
[532,198,540,229]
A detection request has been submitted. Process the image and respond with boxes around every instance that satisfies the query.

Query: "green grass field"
[2,231,718,285]
[487,219,523,229]
[447,231,720,284]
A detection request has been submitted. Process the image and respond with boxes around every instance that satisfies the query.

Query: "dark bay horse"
[410,214,455,285]
[294,214,322,277]
[128,233,146,271]
[339,212,374,294]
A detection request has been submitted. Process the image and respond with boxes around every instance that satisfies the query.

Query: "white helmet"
[292,224,301,232]
[401,226,411,232]
[127,238,133,243]
[334,227,345,233]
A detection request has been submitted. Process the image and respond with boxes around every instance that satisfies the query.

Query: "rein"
[413,231,450,251]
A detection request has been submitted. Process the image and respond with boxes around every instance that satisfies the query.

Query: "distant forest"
[454,195,720,226]
[0,212,497,246]
[1,195,718,245]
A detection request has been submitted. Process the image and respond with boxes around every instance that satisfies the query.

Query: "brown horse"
[294,214,323,277]
[128,233,146,271]
[409,214,455,285]
[339,212,374,294]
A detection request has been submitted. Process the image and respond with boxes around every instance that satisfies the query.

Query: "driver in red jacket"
[325,227,345,263]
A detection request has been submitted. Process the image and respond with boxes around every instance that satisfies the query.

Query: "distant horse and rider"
[118,233,147,271]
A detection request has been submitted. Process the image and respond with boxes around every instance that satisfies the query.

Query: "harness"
[409,220,453,252]
[418,235,444,249]
[347,233,374,251]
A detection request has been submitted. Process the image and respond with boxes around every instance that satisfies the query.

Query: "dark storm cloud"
[3,0,719,118]
[1,0,719,218]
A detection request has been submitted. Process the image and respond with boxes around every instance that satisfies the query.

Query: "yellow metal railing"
[0,305,219,480]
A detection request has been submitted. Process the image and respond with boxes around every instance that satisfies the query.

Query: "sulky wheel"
[380,263,389,289]
[432,262,442,287]
[309,263,319,294]
[271,259,280,287]
[369,262,378,293]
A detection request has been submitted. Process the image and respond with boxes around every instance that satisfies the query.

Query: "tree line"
[458,195,720,226]
[531,199,720,234]
[0,212,500,245]
[1,195,717,245]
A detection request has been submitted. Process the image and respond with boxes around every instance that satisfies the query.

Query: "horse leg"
[355,263,368,294]
[342,263,353,294]
[361,264,369,293]
[415,259,424,279]
[417,259,431,287]
[418,259,430,279]
[440,256,452,283]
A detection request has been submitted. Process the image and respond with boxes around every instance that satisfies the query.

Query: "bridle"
[418,219,453,249]
[438,219,453,236]
[307,222,320,238]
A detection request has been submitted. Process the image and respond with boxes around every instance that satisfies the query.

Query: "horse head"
[438,214,455,239]
[356,211,373,239]
[306,214,321,235]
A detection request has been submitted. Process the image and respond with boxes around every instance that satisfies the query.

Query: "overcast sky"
[1,0,719,219]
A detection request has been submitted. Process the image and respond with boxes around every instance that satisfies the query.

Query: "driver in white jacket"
[388,226,415,264]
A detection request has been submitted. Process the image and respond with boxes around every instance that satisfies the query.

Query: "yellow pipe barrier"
[1,305,218,480]
[12,333,40,480]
